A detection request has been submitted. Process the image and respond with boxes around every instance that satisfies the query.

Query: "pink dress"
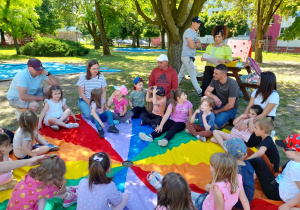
[227,119,252,142]
[202,174,243,210]
[7,174,58,210]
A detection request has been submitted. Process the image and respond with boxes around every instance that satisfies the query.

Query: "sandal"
[147,171,162,190]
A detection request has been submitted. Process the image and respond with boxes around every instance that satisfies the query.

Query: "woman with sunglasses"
[77,60,108,120]
[247,134,300,210]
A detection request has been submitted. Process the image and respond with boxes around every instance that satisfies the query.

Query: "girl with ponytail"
[77,152,128,210]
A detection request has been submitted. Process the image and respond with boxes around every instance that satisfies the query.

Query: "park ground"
[0,46,299,164]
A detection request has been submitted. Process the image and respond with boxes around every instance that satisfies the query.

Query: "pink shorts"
[0,158,13,185]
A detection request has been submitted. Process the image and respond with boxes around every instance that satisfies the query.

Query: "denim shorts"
[8,86,44,109]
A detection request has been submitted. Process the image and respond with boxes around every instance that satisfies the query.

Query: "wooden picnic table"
[197,65,259,101]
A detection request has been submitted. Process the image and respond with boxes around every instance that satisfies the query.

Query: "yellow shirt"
[205,43,233,67]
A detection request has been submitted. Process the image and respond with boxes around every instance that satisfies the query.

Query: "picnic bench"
[197,65,259,101]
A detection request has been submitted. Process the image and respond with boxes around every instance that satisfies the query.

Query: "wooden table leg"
[232,71,250,101]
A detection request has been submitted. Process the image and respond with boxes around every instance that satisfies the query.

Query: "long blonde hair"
[210,153,239,194]
[29,155,66,189]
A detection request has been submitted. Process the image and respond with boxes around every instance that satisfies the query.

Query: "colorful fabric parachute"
[0,115,285,209]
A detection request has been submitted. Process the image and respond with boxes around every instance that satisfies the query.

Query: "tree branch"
[181,0,205,31]
[176,0,189,26]
[160,0,179,40]
[134,0,160,25]
[170,0,176,20]
[151,0,168,29]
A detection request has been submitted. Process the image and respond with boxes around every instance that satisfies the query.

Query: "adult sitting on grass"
[77,60,107,120]
[147,54,178,112]
[204,64,239,129]
[235,71,279,147]
[6,58,59,116]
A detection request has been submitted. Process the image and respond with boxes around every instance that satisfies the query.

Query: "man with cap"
[178,16,203,97]
[7,58,60,113]
[147,54,178,112]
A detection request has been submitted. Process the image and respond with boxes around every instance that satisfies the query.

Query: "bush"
[20,37,89,57]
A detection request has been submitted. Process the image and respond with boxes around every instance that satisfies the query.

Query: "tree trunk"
[132,31,136,48]
[95,0,111,55]
[255,25,263,63]
[148,37,151,47]
[94,37,101,49]
[13,36,20,55]
[161,28,166,49]
[137,36,140,47]
[0,29,5,46]
[167,32,183,72]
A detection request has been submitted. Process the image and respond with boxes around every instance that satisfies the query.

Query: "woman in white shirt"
[77,60,107,119]
[236,71,279,147]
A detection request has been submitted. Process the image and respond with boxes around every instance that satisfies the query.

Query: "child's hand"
[148,87,153,94]
[120,112,125,116]
[2,144,12,157]
[37,123,42,130]
[100,122,105,128]
[153,87,157,95]
[194,108,200,114]
[205,184,211,192]
[155,125,163,133]
[73,116,81,122]
[238,123,248,131]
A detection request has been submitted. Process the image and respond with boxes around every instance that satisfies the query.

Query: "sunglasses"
[284,148,296,152]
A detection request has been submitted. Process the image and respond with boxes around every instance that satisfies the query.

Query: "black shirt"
[260,136,280,172]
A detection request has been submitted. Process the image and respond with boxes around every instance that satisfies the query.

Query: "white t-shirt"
[277,160,300,202]
[77,73,107,100]
[13,128,37,158]
[251,89,279,117]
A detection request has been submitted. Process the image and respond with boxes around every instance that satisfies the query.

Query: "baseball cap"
[152,86,165,96]
[192,16,203,24]
[27,58,44,71]
[276,134,300,152]
[156,54,168,62]
[133,77,143,90]
[223,138,247,158]
[114,85,128,96]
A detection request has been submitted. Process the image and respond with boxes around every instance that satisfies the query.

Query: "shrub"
[20,37,89,57]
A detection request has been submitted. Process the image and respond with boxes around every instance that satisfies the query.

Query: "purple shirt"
[168,101,193,123]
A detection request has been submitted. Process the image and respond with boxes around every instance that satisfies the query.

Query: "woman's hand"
[155,125,163,133]
[201,57,206,62]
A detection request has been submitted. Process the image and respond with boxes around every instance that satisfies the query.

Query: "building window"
[280,28,285,35]
[276,47,280,50]
[287,47,294,50]
[270,16,275,25]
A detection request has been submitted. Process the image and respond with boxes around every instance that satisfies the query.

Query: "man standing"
[178,16,203,97]
[147,54,178,112]
[204,64,239,129]
[7,58,60,113]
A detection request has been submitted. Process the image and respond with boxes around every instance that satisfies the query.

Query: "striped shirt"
[77,73,107,99]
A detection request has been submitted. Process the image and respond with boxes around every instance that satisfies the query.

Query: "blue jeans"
[214,105,238,128]
[78,98,91,120]
[194,192,208,210]
[91,111,114,130]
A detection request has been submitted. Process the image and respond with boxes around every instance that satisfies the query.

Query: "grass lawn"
[0,46,299,165]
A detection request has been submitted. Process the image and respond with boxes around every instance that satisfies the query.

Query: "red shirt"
[148,66,178,99]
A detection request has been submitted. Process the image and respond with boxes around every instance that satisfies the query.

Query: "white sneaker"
[197,135,206,143]
[125,119,131,124]
[185,129,191,135]
[158,140,162,146]
[160,139,168,147]
[139,133,153,142]
[67,123,79,129]
[51,125,59,131]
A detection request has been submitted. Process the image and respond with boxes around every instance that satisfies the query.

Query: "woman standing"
[201,25,233,95]
[77,60,107,119]
[236,71,279,147]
